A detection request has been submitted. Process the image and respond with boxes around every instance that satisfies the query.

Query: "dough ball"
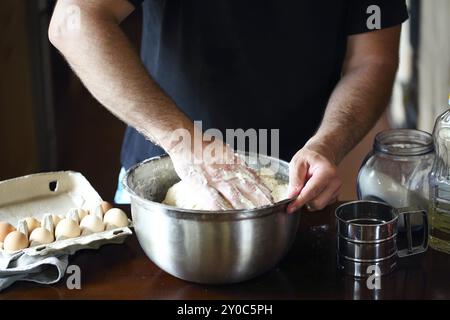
[163,181,232,210]
[162,168,288,210]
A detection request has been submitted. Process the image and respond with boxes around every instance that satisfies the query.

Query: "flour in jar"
[162,167,288,210]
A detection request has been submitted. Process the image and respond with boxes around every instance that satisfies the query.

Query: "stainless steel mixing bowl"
[123,153,300,284]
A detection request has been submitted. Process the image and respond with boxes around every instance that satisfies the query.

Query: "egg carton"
[0,171,132,257]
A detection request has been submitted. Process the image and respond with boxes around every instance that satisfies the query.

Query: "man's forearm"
[305,26,401,165]
[306,60,398,165]
[49,0,193,152]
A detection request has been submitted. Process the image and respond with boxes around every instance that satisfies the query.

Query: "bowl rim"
[121,152,297,218]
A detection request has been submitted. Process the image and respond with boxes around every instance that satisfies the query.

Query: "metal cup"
[335,200,428,277]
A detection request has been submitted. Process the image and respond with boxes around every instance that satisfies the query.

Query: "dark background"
[0,1,143,200]
[1,0,447,201]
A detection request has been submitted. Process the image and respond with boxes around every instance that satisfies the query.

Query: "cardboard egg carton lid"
[0,171,132,256]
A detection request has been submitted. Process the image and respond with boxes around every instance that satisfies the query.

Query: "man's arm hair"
[305,25,401,164]
[49,0,195,151]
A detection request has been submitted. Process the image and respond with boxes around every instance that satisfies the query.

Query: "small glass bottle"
[429,95,450,254]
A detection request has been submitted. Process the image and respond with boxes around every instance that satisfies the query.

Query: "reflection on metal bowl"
[123,153,300,284]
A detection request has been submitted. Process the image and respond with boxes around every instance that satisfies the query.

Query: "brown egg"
[3,231,29,252]
[101,201,113,215]
[52,214,62,227]
[24,217,40,233]
[0,222,16,242]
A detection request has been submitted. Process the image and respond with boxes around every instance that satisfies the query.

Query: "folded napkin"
[0,251,69,292]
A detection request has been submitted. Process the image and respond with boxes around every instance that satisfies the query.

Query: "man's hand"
[169,139,274,210]
[286,25,401,213]
[287,141,341,214]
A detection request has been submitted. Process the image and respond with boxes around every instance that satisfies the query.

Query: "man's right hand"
[169,139,274,210]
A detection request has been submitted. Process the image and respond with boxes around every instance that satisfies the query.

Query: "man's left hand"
[287,143,342,213]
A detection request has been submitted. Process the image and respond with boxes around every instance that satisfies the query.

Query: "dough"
[162,168,288,210]
[258,167,288,204]
[163,180,220,210]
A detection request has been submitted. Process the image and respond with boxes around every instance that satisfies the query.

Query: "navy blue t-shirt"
[121,0,408,169]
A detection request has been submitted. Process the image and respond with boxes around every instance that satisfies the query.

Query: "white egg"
[103,208,129,230]
[55,218,81,240]
[80,215,105,235]
[3,231,29,252]
[29,227,55,246]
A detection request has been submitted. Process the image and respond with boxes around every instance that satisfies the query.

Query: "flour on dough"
[162,168,288,210]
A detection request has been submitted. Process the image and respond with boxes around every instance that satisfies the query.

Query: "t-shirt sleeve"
[126,0,144,9]
[346,0,409,35]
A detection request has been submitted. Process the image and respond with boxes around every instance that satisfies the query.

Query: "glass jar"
[429,108,450,253]
[357,129,435,214]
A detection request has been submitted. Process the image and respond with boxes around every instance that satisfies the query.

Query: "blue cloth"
[114,167,131,205]
[0,251,69,292]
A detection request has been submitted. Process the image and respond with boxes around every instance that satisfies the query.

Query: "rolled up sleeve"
[346,0,409,35]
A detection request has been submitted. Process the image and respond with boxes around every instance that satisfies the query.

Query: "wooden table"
[1,203,449,299]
